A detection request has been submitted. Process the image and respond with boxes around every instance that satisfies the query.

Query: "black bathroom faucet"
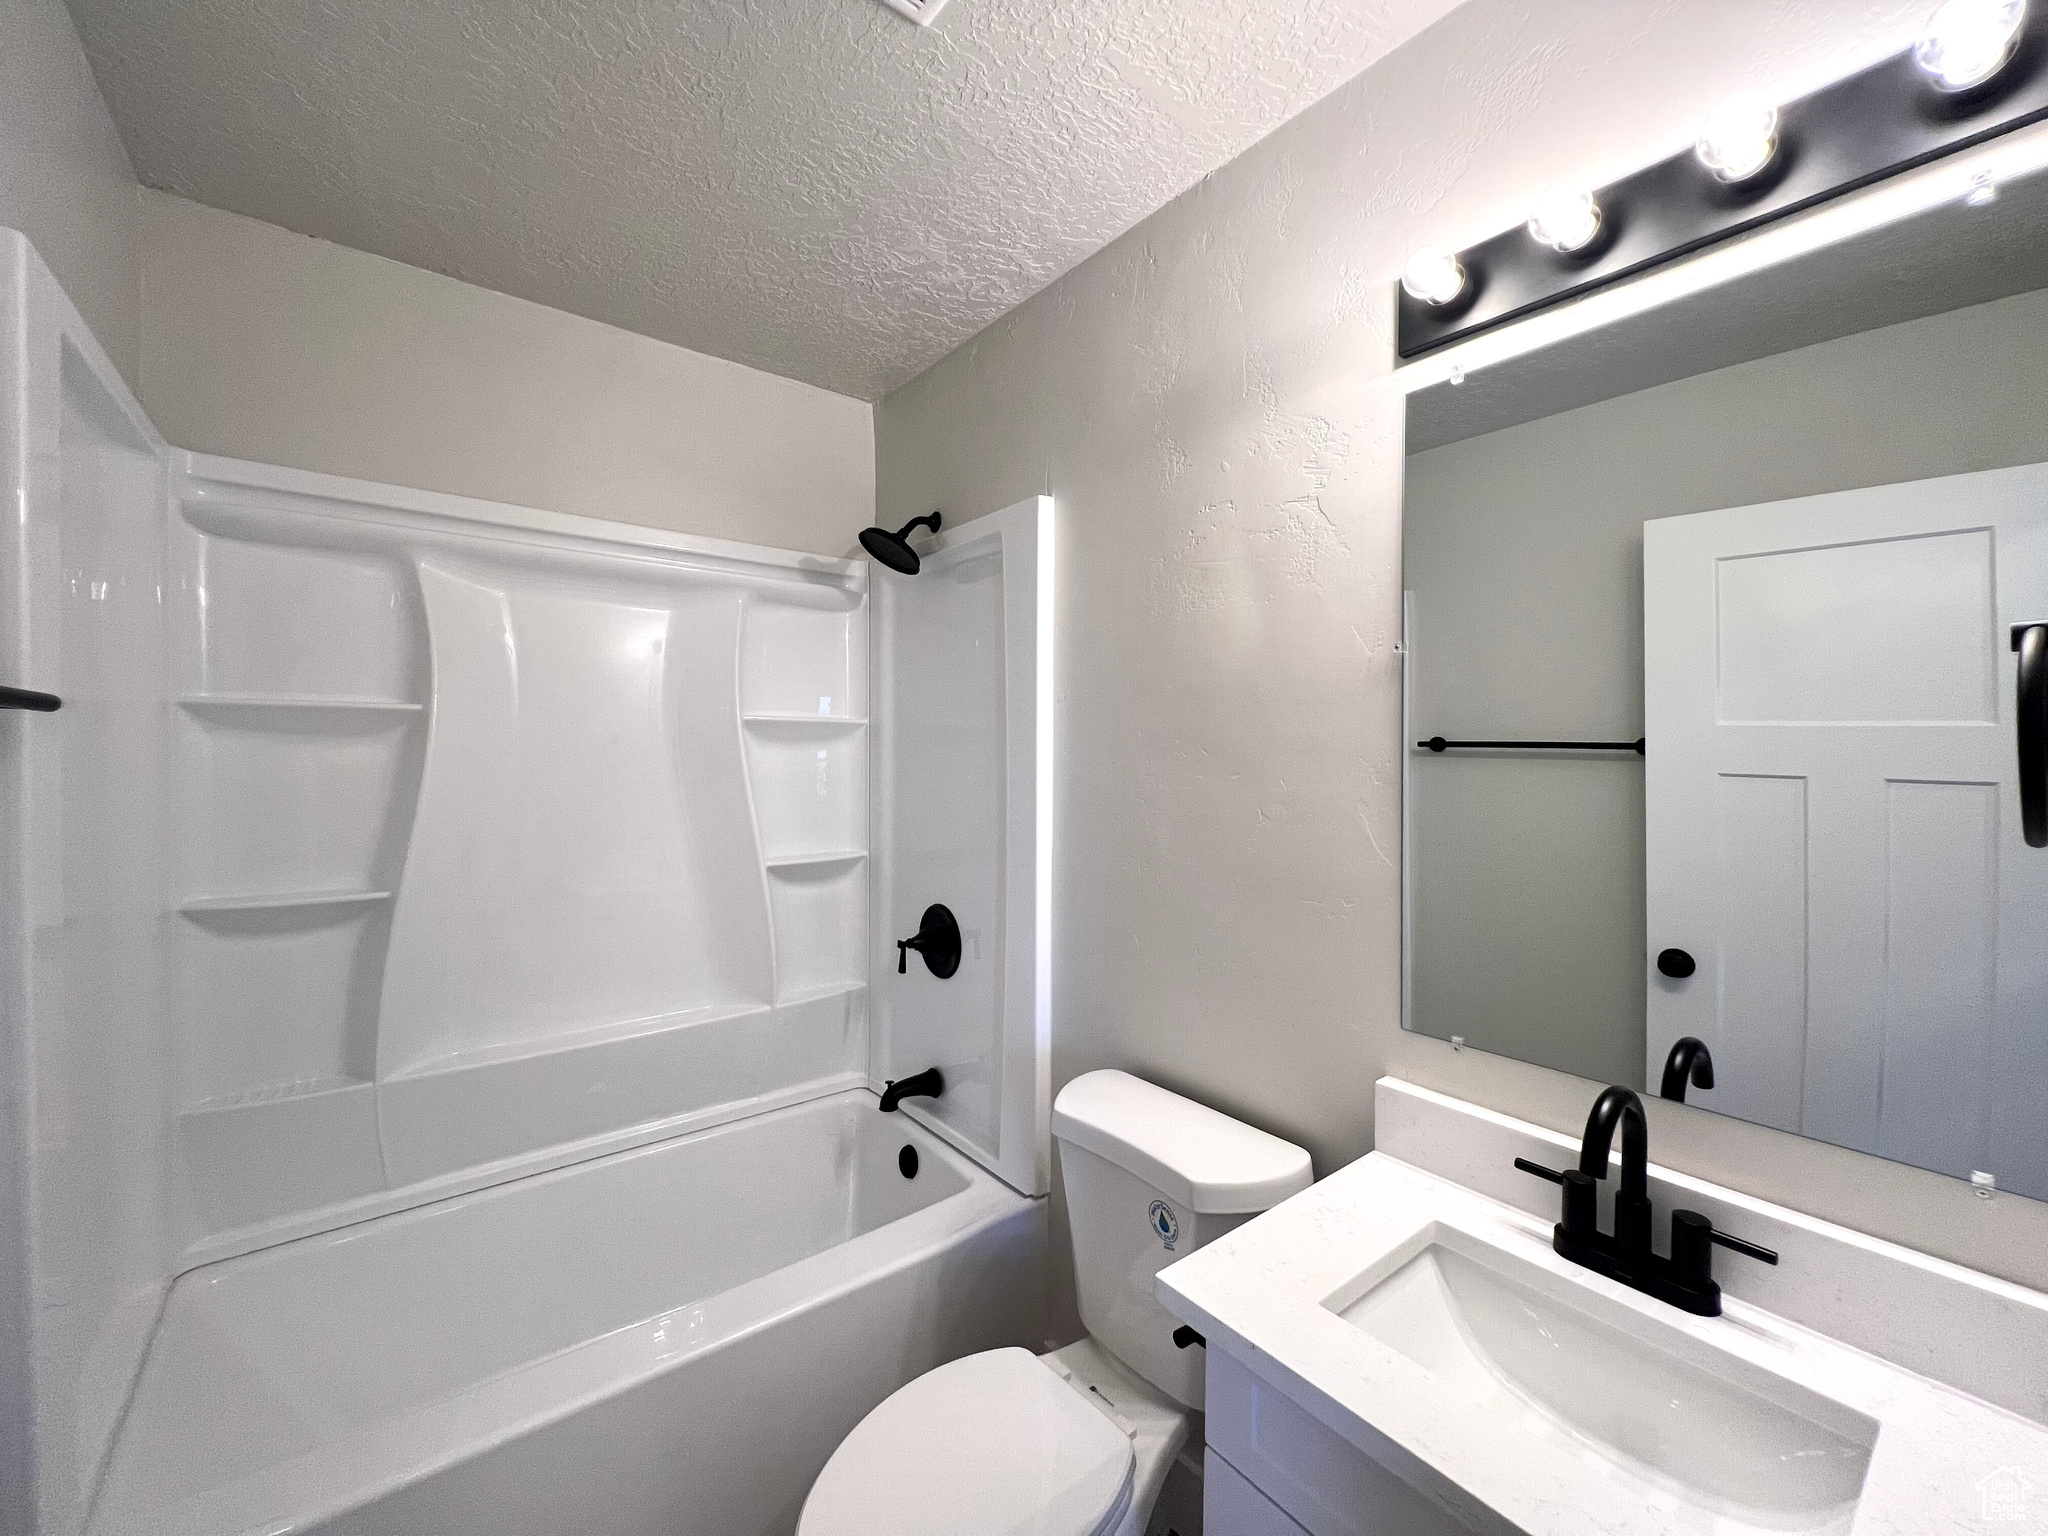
[1515,1085,1776,1316]
[1658,1036,1715,1103]
[1578,1085,1653,1249]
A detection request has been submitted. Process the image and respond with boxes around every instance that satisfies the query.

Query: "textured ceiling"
[69,0,1468,399]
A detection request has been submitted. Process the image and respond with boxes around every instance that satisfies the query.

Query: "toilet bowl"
[798,1070,1313,1536]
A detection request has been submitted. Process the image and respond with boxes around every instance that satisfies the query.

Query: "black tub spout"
[880,1068,944,1113]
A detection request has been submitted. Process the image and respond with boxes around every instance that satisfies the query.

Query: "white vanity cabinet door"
[1203,1350,1473,1535]
[1207,1449,1313,1535]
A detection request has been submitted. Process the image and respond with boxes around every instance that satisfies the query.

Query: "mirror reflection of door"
[1401,152,2048,1202]
[1644,465,2048,1198]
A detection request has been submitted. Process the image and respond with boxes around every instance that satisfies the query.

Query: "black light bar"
[1396,12,2048,359]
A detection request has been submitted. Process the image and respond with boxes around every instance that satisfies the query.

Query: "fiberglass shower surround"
[0,231,1053,1536]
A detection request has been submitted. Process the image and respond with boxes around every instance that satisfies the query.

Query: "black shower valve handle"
[894,904,962,980]
[895,929,938,973]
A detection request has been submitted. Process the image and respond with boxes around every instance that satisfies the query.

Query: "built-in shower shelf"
[179,694,424,716]
[764,850,868,871]
[742,712,868,728]
[179,889,395,915]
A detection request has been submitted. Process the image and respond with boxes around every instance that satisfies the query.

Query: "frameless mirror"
[1402,157,2048,1200]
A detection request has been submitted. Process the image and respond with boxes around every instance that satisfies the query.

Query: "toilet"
[798,1070,1314,1536]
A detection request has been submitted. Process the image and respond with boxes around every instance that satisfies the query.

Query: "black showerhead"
[859,512,942,575]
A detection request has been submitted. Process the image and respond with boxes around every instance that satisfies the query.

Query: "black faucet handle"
[1708,1226,1778,1265]
[1671,1208,1778,1285]
[1514,1158,1598,1238]
[1560,1168,1598,1238]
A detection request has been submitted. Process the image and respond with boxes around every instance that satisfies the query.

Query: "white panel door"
[872,497,1053,1196]
[1645,462,2048,1198]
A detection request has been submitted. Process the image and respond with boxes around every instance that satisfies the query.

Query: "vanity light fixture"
[1915,0,2027,91]
[1396,3,2048,360]
[1526,186,1601,252]
[1401,247,1466,305]
[1695,97,1780,182]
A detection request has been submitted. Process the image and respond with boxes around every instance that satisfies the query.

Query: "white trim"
[870,495,1055,1198]
[1033,494,1055,1199]
[1399,590,1415,1038]
[178,451,862,584]
[1392,118,2048,394]
[178,1071,871,1272]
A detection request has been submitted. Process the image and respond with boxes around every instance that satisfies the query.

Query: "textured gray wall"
[1405,282,2048,1088]
[875,0,2048,1324]
[0,0,138,381]
[137,192,875,555]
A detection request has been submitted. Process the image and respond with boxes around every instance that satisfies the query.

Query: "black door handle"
[1656,948,1696,979]
[2016,624,2048,848]
[0,686,59,711]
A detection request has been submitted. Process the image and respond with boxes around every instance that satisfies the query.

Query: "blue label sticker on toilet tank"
[1149,1200,1179,1252]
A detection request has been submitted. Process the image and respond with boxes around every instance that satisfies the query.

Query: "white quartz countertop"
[1158,1149,2048,1534]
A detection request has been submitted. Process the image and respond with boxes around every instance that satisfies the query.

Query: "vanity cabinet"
[1168,1098,2048,1536]
[1204,1349,1472,1536]
[1205,1448,1312,1535]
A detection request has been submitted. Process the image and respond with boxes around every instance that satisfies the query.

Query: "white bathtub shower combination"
[0,233,1053,1536]
[92,1096,1042,1535]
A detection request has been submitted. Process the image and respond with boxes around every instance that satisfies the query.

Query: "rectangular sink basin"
[1328,1225,1877,1534]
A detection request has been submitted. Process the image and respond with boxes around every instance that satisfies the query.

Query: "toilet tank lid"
[1052,1071,1313,1214]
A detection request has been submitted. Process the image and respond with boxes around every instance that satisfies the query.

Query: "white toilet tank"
[1051,1071,1312,1410]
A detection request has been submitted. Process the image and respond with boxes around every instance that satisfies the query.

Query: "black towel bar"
[1418,736,1641,754]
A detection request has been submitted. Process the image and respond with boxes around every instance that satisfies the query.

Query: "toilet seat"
[798,1347,1135,1536]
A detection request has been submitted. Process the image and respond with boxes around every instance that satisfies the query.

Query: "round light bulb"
[1914,0,2027,90]
[1696,98,1779,182]
[1402,247,1466,306]
[1527,186,1601,252]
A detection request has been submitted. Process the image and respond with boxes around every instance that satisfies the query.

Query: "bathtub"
[89,1090,1045,1536]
